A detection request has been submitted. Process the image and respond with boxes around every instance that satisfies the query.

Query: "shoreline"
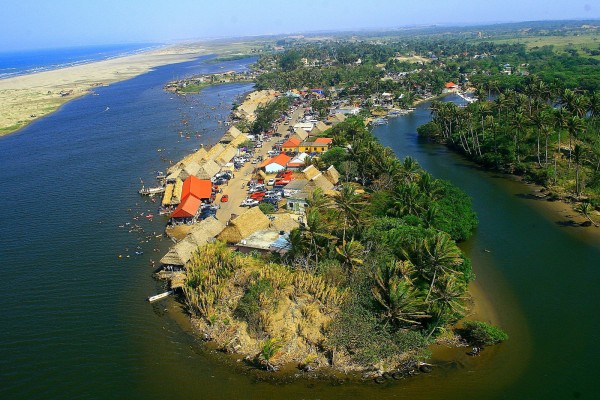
[0,43,210,137]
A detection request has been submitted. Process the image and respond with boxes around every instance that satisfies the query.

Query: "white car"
[267,179,276,186]
[241,199,259,207]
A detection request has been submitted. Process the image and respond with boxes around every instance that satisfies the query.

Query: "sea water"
[0,43,160,79]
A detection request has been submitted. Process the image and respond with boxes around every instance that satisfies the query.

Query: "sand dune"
[0,44,208,136]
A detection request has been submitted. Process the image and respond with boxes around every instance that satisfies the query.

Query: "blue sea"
[0,43,161,79]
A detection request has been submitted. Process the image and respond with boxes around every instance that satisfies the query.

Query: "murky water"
[1,57,598,399]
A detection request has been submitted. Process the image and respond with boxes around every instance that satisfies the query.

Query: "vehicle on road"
[220,194,229,202]
[241,199,259,207]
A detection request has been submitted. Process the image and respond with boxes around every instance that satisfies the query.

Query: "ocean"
[0,43,161,79]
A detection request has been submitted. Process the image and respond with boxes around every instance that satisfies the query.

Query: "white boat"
[138,186,165,195]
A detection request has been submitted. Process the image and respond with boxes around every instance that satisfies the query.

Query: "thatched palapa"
[195,159,220,180]
[302,165,321,181]
[160,237,199,266]
[323,165,340,185]
[205,143,226,161]
[229,134,248,148]
[171,178,184,205]
[167,148,207,174]
[220,126,243,143]
[162,183,174,206]
[309,173,334,192]
[270,213,300,232]
[214,145,238,166]
[179,161,201,181]
[217,207,270,244]
[188,217,225,245]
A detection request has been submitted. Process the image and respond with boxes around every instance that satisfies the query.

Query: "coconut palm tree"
[402,232,463,302]
[371,260,429,328]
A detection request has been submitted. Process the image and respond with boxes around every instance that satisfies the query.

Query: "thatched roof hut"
[220,126,243,143]
[309,126,322,136]
[167,148,207,174]
[315,121,329,132]
[214,145,238,166]
[229,134,248,148]
[196,159,221,180]
[322,165,340,185]
[302,165,321,181]
[313,173,334,191]
[217,207,270,244]
[270,213,300,232]
[205,143,226,161]
[179,161,201,181]
[171,178,184,205]
[293,127,309,141]
[160,237,198,266]
[188,217,225,245]
[162,183,174,206]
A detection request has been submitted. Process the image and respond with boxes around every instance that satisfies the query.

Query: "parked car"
[220,194,229,202]
[267,178,276,186]
[241,199,259,207]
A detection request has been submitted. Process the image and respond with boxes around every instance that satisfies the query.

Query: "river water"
[1,57,598,399]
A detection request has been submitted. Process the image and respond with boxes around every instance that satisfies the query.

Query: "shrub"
[459,320,508,346]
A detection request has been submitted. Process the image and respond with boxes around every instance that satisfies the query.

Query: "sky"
[2,0,598,51]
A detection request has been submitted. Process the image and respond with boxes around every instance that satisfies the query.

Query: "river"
[1,56,598,399]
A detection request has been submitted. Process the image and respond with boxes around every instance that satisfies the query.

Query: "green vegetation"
[459,321,509,347]
[251,97,290,134]
[424,82,600,207]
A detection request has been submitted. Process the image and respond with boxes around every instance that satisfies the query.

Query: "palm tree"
[575,201,598,227]
[371,260,429,328]
[334,239,365,273]
[573,144,585,197]
[332,183,365,241]
[402,232,463,303]
[566,116,584,170]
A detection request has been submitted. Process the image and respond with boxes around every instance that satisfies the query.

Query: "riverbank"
[0,43,209,137]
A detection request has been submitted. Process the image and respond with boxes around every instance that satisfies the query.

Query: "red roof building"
[445,82,458,89]
[171,195,202,218]
[181,176,212,200]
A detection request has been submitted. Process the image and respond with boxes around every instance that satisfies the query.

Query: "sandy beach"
[0,44,209,136]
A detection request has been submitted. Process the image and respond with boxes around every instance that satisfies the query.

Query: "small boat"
[145,214,154,219]
[138,186,165,195]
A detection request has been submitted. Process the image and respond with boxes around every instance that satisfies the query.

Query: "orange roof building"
[282,137,301,153]
[171,195,202,218]
[259,153,292,173]
[181,176,212,200]
[445,82,458,89]
[314,137,333,145]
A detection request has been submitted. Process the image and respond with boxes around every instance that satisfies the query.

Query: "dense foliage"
[459,320,509,346]
[283,117,478,365]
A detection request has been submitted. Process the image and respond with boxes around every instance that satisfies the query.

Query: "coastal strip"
[0,44,208,137]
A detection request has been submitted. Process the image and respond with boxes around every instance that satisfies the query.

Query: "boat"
[138,185,165,195]
[155,171,166,180]
[371,117,388,126]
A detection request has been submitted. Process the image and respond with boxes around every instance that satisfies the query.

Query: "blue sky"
[2,0,598,51]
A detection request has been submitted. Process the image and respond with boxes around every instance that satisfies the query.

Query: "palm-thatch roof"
[309,173,334,192]
[160,237,199,266]
[196,159,220,180]
[167,148,207,174]
[205,143,226,161]
[293,128,309,141]
[315,121,329,132]
[322,165,340,185]
[171,178,184,205]
[229,134,248,148]
[214,145,238,166]
[188,217,225,245]
[166,167,182,182]
[217,207,270,244]
[302,165,321,181]
[269,213,300,232]
[162,183,174,206]
[220,126,243,143]
[309,126,322,136]
[179,161,201,181]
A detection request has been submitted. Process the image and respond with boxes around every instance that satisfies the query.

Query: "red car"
[220,194,229,202]
[250,192,265,200]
